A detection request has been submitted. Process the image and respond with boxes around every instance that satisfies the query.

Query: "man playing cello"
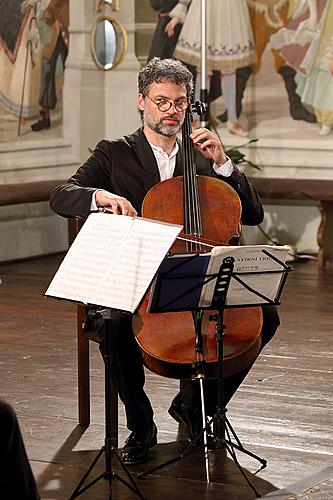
[50,57,280,466]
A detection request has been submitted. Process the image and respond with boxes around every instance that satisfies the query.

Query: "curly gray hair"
[138,57,194,98]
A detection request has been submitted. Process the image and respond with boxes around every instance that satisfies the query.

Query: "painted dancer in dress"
[269,0,333,135]
[230,0,317,124]
[166,0,256,136]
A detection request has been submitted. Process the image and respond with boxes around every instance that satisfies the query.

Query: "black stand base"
[69,442,146,499]
[69,309,146,500]
[139,297,267,497]
[209,411,267,498]
[138,412,266,493]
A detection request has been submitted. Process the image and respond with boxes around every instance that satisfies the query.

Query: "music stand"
[69,307,146,500]
[138,248,291,496]
[44,212,184,500]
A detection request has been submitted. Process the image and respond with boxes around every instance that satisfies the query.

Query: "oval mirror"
[90,17,127,70]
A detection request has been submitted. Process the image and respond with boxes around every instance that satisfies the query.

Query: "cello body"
[133,175,263,380]
[133,100,262,381]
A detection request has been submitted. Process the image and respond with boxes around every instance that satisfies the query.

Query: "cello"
[133,101,263,381]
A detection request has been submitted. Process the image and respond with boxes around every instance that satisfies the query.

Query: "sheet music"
[45,213,182,313]
[199,245,290,307]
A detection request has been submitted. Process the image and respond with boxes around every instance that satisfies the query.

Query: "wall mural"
[240,0,333,141]
[1,0,332,146]
[0,0,69,141]
[267,0,333,136]
[150,0,333,146]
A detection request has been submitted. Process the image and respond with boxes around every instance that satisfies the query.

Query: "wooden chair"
[71,219,119,446]
[71,218,187,448]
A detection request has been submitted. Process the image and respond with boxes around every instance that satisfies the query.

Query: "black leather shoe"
[289,103,317,123]
[168,397,202,441]
[121,423,157,465]
[217,110,228,123]
[31,113,51,131]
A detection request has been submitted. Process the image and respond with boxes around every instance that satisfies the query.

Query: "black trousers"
[95,311,154,432]
[0,398,40,500]
[96,305,280,432]
[147,14,182,61]
[39,33,68,110]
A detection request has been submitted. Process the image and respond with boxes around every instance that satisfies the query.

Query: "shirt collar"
[148,140,179,158]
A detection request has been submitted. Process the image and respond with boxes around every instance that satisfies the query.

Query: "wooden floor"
[0,254,332,499]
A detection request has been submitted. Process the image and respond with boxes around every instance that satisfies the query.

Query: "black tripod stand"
[138,257,268,496]
[69,308,146,500]
[204,307,266,497]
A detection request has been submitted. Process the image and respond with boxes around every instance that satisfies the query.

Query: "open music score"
[45,212,182,313]
[201,244,290,307]
[148,244,291,313]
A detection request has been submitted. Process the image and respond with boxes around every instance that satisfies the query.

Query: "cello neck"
[181,105,203,247]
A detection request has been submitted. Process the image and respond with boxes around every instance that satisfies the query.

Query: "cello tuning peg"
[192,100,207,117]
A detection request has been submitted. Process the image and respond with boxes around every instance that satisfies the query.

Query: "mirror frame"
[96,0,120,12]
[90,16,127,71]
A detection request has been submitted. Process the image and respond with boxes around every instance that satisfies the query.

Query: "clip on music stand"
[138,250,291,496]
[69,307,146,500]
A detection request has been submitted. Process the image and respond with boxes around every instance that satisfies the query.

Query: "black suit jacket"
[50,128,263,225]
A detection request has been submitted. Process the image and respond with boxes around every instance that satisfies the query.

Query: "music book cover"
[148,253,211,312]
[45,212,182,313]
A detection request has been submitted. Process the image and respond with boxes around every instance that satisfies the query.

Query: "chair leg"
[77,305,90,426]
[77,304,119,446]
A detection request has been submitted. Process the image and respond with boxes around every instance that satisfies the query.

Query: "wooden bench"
[0,180,66,207]
[248,177,333,268]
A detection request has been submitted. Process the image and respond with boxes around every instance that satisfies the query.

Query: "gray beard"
[144,109,183,137]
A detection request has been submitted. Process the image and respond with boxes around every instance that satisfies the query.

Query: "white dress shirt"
[148,139,234,179]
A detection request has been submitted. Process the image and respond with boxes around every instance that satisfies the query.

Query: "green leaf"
[225,139,261,170]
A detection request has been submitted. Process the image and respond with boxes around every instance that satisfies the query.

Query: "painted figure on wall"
[30,0,69,131]
[269,0,333,136]
[147,0,182,61]
[167,0,256,137]
[0,0,69,139]
[0,0,40,123]
[161,0,222,125]
[221,0,317,124]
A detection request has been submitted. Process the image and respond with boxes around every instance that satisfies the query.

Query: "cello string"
[190,105,203,241]
[182,107,196,252]
[183,110,192,250]
[186,116,196,247]
[176,236,214,248]
[187,107,203,248]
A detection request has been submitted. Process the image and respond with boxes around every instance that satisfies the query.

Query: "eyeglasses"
[145,95,189,112]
